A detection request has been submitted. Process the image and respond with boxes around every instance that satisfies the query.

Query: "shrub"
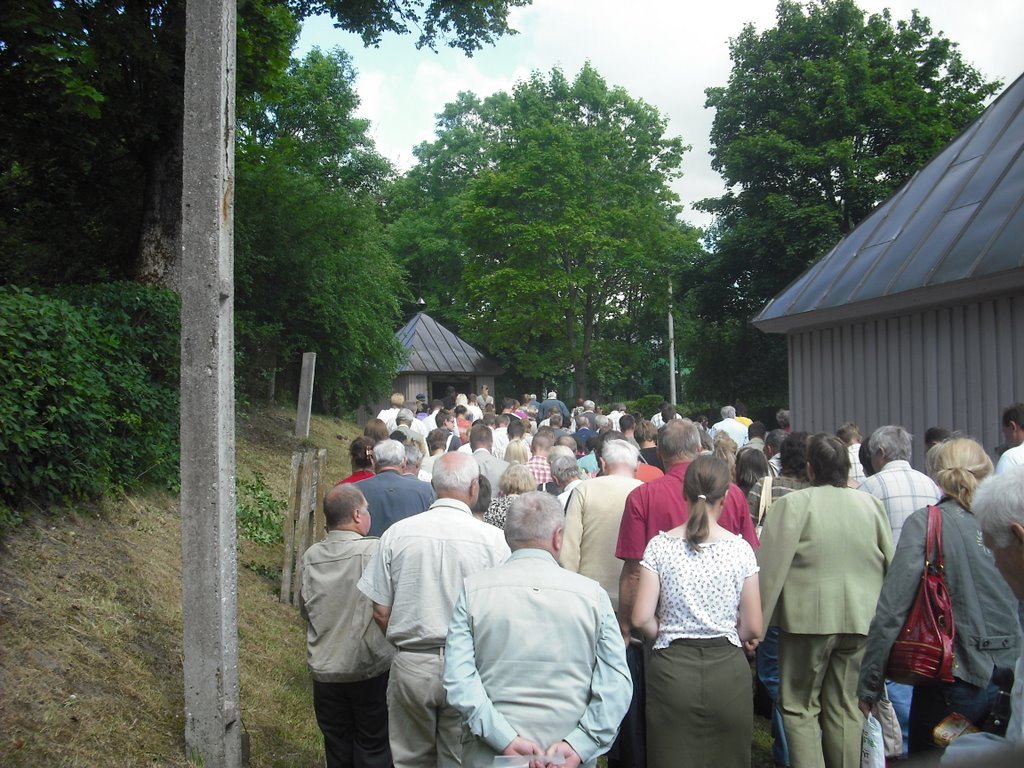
[59,283,180,491]
[0,285,180,518]
[236,472,285,545]
[0,288,115,507]
[626,394,668,418]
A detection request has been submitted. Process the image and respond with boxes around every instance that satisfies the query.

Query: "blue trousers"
[757,627,790,766]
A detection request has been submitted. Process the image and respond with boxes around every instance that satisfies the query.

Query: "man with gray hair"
[359,439,435,537]
[858,425,940,545]
[358,452,510,768]
[708,405,749,447]
[395,407,429,454]
[444,492,632,768]
[562,438,642,612]
[942,467,1024,763]
[551,453,585,509]
[856,424,940,751]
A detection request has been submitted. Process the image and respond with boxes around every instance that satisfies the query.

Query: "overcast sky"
[296,0,1024,230]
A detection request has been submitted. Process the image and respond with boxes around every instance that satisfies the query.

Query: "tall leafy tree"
[235,48,404,411]
[685,0,1000,406]
[0,0,530,289]
[390,64,695,398]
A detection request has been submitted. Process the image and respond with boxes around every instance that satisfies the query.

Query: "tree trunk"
[135,122,184,291]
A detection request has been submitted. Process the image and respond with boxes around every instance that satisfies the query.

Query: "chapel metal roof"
[396,312,505,376]
[754,71,1024,334]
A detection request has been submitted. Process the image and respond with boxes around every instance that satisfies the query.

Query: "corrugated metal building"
[753,72,1024,466]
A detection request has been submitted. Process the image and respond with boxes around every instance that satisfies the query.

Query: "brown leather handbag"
[887,505,956,685]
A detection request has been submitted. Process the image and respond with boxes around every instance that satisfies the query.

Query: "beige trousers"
[778,631,867,768]
[388,649,463,768]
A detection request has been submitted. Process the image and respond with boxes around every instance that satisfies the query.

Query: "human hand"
[858,699,871,718]
[544,740,581,768]
[503,737,543,759]
[742,638,760,655]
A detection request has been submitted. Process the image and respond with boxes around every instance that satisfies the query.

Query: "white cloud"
[298,0,1024,227]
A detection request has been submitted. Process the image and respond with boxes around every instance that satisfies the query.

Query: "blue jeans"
[757,627,790,766]
[887,680,913,756]
[909,678,998,754]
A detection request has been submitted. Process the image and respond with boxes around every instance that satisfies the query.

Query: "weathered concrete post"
[179,0,242,765]
[294,352,317,438]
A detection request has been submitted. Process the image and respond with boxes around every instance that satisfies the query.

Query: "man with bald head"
[358,452,510,768]
[444,492,632,768]
[301,485,395,768]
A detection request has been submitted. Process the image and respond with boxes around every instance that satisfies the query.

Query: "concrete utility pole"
[668,284,677,406]
[179,0,243,765]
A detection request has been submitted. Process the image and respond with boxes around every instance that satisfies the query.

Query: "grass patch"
[0,404,354,767]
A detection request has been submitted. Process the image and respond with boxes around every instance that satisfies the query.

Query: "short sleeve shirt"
[640,532,758,649]
[357,499,510,648]
[616,462,759,559]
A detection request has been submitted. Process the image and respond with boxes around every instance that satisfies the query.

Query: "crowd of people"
[298,391,1024,768]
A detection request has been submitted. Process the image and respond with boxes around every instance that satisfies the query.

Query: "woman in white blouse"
[633,454,763,767]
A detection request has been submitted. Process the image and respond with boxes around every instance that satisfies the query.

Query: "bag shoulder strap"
[756,475,773,527]
[926,504,944,570]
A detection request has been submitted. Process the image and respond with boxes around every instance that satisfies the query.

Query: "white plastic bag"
[861,713,885,768]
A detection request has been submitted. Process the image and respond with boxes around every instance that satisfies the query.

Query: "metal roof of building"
[754,71,1024,334]
[396,312,505,376]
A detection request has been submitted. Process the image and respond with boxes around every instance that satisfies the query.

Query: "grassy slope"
[0,405,360,767]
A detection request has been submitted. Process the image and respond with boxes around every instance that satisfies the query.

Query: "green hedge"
[0,285,180,522]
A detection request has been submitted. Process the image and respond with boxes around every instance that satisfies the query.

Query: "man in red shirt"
[616,418,758,639]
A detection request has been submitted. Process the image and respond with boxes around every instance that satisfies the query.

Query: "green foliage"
[686,0,1001,406]
[626,395,668,418]
[0,0,526,286]
[236,48,405,411]
[0,285,180,520]
[0,288,113,507]
[58,283,182,490]
[305,0,532,54]
[389,64,695,398]
[236,472,286,546]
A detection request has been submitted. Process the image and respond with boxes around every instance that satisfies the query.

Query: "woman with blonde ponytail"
[858,437,1022,754]
[632,455,762,767]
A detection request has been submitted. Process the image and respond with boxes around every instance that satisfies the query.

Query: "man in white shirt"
[857,424,940,753]
[997,403,1024,475]
[858,425,940,545]
[376,392,406,432]
[358,453,510,768]
[708,405,749,447]
[466,394,483,424]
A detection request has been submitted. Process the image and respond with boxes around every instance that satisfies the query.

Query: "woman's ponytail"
[682,454,731,550]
